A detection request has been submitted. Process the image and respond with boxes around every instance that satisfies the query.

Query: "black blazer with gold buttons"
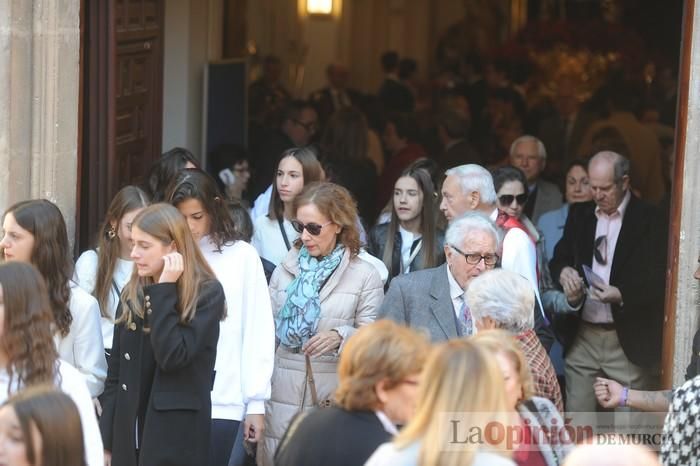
[99,279,225,466]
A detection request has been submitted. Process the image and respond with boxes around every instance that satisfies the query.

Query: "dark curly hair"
[0,262,59,394]
[145,147,199,202]
[4,200,73,337]
[165,168,244,251]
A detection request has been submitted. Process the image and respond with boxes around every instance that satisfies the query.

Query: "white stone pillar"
[0,0,81,243]
[669,2,700,385]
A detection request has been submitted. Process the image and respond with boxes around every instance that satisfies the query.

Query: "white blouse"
[56,284,107,397]
[74,250,134,349]
[251,215,298,266]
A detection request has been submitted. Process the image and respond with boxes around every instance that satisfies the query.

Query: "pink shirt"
[582,190,631,323]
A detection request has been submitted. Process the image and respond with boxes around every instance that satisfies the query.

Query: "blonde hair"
[335,321,429,411]
[121,203,218,326]
[472,329,535,402]
[394,339,511,466]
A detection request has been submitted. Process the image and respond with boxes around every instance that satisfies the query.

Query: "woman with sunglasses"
[368,166,445,288]
[166,169,274,466]
[492,167,545,328]
[0,200,106,398]
[258,182,384,466]
[251,147,324,267]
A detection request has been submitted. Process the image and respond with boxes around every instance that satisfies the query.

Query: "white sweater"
[199,236,275,420]
[0,360,105,466]
[57,284,107,397]
[251,215,298,266]
[74,250,134,349]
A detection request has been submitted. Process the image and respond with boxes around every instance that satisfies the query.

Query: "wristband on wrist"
[620,387,629,407]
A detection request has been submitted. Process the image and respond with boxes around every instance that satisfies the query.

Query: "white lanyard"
[401,238,422,274]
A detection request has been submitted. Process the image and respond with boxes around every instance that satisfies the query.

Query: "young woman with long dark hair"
[144,147,199,202]
[74,186,149,354]
[251,147,324,266]
[166,169,274,466]
[1,200,106,397]
[0,262,104,466]
[99,203,225,466]
[368,166,445,287]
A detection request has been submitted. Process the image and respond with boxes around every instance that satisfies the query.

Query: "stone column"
[0,0,81,243]
[668,0,700,385]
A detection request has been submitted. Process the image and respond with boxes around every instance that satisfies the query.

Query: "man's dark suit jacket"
[549,196,664,368]
[309,87,363,123]
[438,139,483,171]
[274,407,391,466]
[378,78,414,113]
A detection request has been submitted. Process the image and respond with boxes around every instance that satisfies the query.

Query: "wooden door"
[114,0,164,191]
[78,0,164,252]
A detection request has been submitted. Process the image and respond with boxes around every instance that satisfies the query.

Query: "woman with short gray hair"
[467,269,563,412]
[467,268,534,334]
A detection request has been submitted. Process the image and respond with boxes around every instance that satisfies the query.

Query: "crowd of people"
[0,48,692,466]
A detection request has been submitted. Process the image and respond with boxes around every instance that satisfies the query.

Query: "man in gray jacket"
[378,212,500,341]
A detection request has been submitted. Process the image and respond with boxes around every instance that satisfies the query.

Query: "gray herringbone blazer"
[377,264,459,342]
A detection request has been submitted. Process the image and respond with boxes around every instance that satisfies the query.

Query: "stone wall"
[0,0,81,245]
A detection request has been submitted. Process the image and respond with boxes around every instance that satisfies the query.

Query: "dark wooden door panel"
[79,0,164,252]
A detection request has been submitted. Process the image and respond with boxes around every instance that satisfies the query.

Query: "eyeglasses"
[293,119,317,133]
[594,235,607,265]
[450,245,499,266]
[291,220,333,236]
[498,193,528,206]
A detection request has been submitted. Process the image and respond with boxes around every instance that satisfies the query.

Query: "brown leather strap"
[305,354,319,407]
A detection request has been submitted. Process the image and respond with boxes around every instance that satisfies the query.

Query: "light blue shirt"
[537,204,569,263]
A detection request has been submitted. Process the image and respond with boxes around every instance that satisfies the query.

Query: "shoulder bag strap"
[111,279,121,298]
[278,217,292,251]
[305,354,320,407]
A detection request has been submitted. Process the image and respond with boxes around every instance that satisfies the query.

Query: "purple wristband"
[620,387,629,407]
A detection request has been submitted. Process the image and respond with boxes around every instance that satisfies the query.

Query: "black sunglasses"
[498,193,528,206]
[291,220,332,236]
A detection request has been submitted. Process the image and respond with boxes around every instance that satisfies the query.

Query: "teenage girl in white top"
[0,200,106,397]
[0,261,104,466]
[167,168,275,466]
[74,185,149,353]
[252,147,324,266]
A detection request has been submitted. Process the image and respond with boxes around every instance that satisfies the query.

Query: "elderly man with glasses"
[378,212,500,341]
[550,151,664,414]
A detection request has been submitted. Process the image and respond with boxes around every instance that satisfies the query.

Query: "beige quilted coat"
[257,247,384,466]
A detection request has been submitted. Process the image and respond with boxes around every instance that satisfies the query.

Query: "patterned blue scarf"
[275,244,345,349]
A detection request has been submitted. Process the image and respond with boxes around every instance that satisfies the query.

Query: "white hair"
[509,135,547,160]
[444,212,501,250]
[466,269,535,334]
[444,164,497,205]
